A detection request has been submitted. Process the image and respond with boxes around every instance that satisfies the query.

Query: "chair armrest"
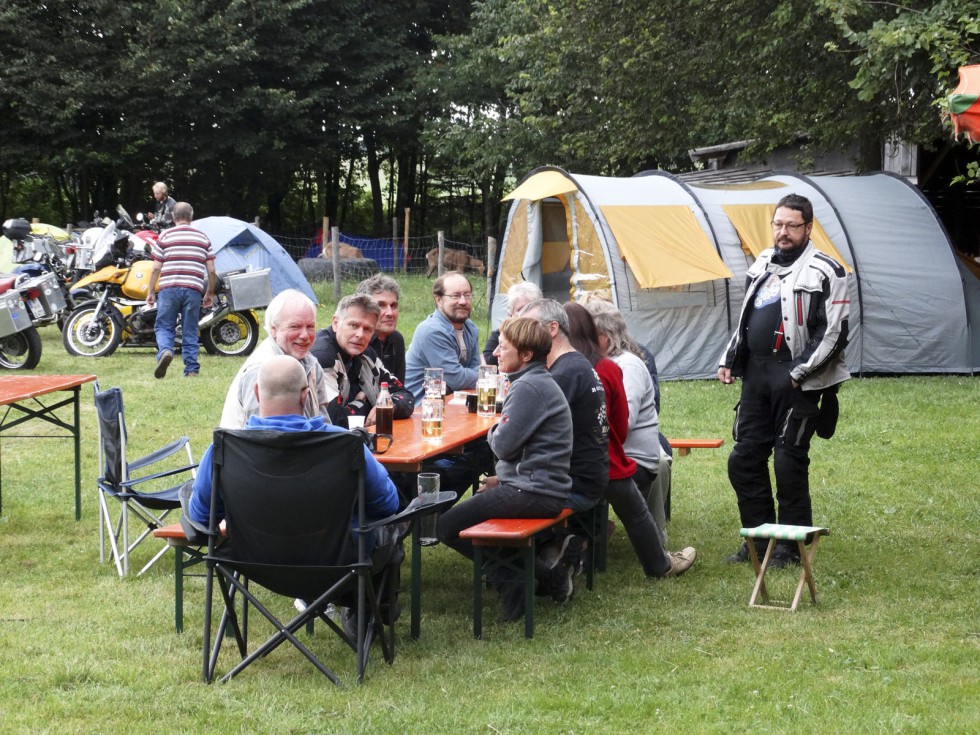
[361,490,457,531]
[128,436,192,472]
[120,463,198,489]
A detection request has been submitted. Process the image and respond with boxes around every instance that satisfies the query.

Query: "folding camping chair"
[202,429,411,685]
[93,383,197,577]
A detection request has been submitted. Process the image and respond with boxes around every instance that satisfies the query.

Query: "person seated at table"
[405,271,481,401]
[189,356,403,627]
[405,271,492,497]
[586,300,667,542]
[219,289,331,429]
[482,281,543,366]
[356,273,407,382]
[311,293,414,429]
[564,302,695,577]
[437,317,573,622]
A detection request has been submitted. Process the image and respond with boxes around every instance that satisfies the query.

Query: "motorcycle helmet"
[2,218,31,241]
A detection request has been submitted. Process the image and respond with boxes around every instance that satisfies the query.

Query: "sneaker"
[184,371,200,378]
[550,561,575,604]
[154,350,173,379]
[664,546,696,577]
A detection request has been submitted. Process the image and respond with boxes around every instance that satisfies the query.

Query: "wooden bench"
[151,522,212,633]
[667,437,725,457]
[459,509,574,639]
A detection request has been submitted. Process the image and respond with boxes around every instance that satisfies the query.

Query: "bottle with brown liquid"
[375,382,394,435]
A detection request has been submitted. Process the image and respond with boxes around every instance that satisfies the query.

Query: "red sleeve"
[596,359,628,446]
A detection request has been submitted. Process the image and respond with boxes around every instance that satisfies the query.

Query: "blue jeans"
[155,287,203,375]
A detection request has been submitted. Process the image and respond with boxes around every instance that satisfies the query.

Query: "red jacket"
[595,358,636,481]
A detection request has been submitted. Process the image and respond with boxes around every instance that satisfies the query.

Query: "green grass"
[1,279,978,733]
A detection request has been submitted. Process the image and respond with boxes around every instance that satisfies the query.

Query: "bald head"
[255,355,309,417]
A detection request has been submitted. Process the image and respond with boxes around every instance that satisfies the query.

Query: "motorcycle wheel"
[0,327,42,370]
[62,305,123,357]
[201,310,259,357]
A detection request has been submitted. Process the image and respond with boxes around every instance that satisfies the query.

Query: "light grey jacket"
[720,241,851,391]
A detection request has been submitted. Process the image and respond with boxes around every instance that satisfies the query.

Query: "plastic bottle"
[375,382,394,435]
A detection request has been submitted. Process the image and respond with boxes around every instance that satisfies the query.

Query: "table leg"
[73,387,82,520]
[411,522,421,639]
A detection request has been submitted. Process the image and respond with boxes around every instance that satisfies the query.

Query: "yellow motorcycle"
[62,253,262,358]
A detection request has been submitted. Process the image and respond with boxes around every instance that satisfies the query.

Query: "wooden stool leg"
[790,535,823,611]
[747,540,775,607]
[473,547,485,639]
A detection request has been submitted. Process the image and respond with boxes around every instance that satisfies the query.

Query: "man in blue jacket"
[188,355,399,547]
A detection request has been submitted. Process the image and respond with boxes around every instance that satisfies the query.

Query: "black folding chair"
[93,383,196,577]
[202,429,409,685]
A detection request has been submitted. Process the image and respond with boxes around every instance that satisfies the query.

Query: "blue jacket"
[404,309,480,401]
[188,414,398,527]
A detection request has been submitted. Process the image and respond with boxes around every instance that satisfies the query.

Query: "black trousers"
[728,358,821,536]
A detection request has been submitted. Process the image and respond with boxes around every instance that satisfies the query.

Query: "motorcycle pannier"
[2,218,31,241]
[225,268,272,311]
[0,290,32,338]
[21,271,67,319]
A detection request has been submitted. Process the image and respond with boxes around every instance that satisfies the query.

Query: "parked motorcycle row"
[0,208,266,370]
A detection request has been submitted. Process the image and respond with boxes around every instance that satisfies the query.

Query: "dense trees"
[0,1,976,241]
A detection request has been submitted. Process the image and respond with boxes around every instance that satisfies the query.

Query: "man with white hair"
[148,181,176,228]
[219,289,331,428]
[483,281,543,365]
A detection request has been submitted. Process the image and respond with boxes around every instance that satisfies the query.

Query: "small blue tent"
[195,216,317,304]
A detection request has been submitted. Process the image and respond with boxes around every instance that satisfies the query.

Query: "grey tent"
[496,167,978,378]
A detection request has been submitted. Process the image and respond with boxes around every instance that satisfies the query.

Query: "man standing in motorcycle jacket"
[149,182,177,228]
[717,193,850,568]
[146,202,217,378]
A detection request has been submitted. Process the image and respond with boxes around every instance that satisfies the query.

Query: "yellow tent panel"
[600,205,733,289]
[502,170,578,202]
[723,203,852,271]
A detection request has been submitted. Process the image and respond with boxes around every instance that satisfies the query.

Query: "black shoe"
[499,582,526,622]
[816,391,839,439]
[725,543,751,564]
[549,561,575,604]
[769,544,801,569]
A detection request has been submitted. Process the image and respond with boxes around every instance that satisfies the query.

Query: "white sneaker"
[664,546,696,577]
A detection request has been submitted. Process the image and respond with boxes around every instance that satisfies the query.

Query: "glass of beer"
[477,365,498,418]
[421,397,443,442]
[423,367,444,399]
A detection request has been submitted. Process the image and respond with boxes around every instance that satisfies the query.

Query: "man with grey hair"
[311,293,414,428]
[483,281,544,365]
[147,181,176,228]
[219,288,331,428]
[356,273,406,381]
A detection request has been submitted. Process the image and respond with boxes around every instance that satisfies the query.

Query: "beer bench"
[459,509,574,639]
[151,522,227,632]
[667,437,724,457]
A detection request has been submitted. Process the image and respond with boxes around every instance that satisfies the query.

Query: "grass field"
[0,276,977,733]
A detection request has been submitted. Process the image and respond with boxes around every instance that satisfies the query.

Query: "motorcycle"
[5,219,78,328]
[61,248,264,358]
[0,272,44,370]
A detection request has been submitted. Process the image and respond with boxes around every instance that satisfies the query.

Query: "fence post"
[486,236,497,321]
[403,208,411,273]
[321,216,329,257]
[437,231,445,277]
[331,226,341,301]
[391,217,399,271]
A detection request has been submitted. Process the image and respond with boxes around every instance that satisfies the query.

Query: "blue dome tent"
[194,217,317,304]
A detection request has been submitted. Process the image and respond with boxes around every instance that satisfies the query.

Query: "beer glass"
[417,473,440,546]
[421,397,443,442]
[477,365,498,418]
[423,367,444,399]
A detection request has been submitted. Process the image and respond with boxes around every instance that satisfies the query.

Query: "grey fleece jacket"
[488,361,573,500]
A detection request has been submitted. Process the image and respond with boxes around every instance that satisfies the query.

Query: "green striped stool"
[739,524,830,612]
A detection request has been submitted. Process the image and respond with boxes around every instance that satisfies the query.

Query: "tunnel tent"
[497,166,977,379]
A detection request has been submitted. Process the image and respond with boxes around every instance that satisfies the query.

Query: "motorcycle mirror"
[136,212,145,223]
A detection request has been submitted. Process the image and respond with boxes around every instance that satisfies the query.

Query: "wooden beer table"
[376,395,499,638]
[377,396,499,473]
[0,374,97,520]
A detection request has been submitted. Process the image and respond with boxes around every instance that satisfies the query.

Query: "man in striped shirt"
[146,201,217,378]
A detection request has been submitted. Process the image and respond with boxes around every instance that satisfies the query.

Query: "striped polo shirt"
[151,224,215,293]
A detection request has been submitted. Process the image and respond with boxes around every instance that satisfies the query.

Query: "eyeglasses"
[441,292,472,302]
[771,220,809,232]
